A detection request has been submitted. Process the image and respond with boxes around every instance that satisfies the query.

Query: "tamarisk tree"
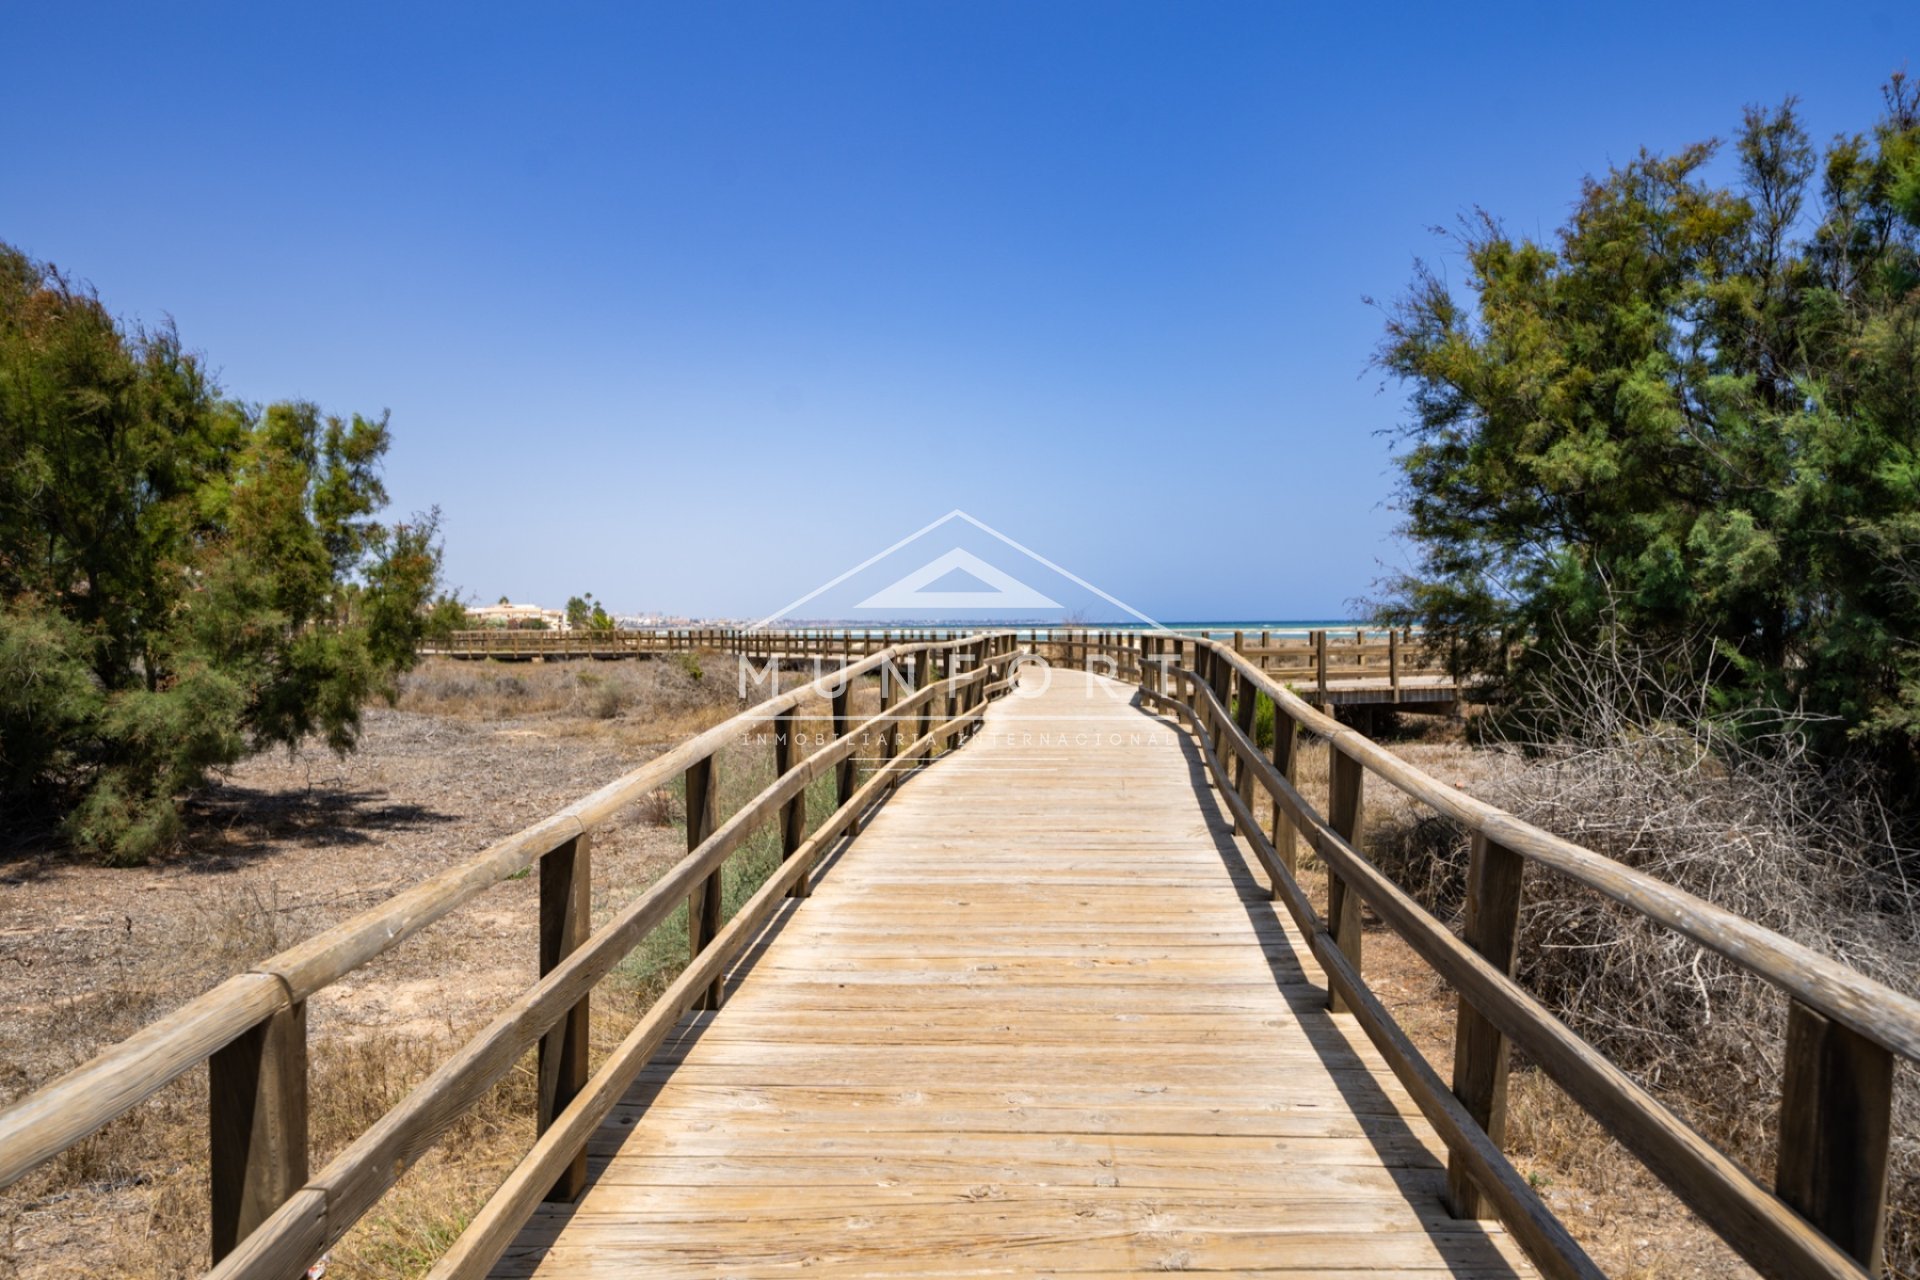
[1376,76,1920,765]
[0,243,444,860]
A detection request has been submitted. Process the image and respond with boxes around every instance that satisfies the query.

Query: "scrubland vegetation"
[1365,75,1920,1275]
[0,244,457,864]
[0,655,893,1279]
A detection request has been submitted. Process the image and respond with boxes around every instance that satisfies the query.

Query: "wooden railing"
[424,627,976,660]
[427,626,1452,703]
[1099,630,1915,1280]
[13,626,1877,1280]
[0,632,1021,1280]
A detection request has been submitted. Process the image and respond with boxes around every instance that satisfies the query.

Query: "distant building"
[469,602,565,630]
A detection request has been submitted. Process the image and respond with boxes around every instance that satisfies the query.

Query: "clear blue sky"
[3,3,1910,619]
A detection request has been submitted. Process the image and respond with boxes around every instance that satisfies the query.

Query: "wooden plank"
[1182,663,1871,1280]
[1776,1000,1894,1273]
[491,670,1540,1280]
[1270,701,1299,880]
[1325,748,1365,1015]
[683,755,723,1012]
[832,666,855,815]
[538,833,592,1201]
[1448,834,1524,1219]
[773,707,808,899]
[209,1001,308,1261]
[1160,679,1598,1280]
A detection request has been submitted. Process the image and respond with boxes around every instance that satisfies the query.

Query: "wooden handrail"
[1101,629,1908,1280]
[419,627,1451,700]
[1142,681,1601,1280]
[1192,638,1920,1061]
[22,624,1892,1280]
[423,693,991,1280]
[0,632,1021,1278]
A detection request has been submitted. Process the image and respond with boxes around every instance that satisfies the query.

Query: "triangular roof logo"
[855,548,1063,611]
[748,509,1163,631]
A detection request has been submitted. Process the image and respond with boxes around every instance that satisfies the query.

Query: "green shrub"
[1375,80,1920,775]
[0,242,443,860]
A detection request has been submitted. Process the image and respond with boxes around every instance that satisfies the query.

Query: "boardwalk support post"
[832,662,856,828]
[1776,1001,1895,1273]
[918,649,937,763]
[538,831,592,1201]
[1447,832,1523,1219]
[1268,703,1299,884]
[944,648,961,751]
[1325,748,1364,1014]
[1232,673,1257,832]
[685,756,723,1010]
[879,659,899,776]
[209,1001,308,1261]
[774,705,809,899]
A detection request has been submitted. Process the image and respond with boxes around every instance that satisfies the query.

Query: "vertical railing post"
[917,649,935,761]
[1269,702,1299,883]
[832,662,855,817]
[887,656,917,786]
[963,640,980,724]
[1315,629,1329,703]
[944,645,962,751]
[1447,833,1524,1219]
[1179,639,1196,719]
[537,830,592,1200]
[1232,668,1257,832]
[1208,645,1232,762]
[1325,748,1365,1014]
[774,705,810,899]
[684,756,724,1010]
[1776,1002,1895,1273]
[209,1002,308,1261]
[880,657,898,768]
[1389,629,1402,701]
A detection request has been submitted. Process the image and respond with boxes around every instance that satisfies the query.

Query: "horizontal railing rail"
[0,632,1020,1279]
[1089,629,1913,1280]
[424,626,1457,704]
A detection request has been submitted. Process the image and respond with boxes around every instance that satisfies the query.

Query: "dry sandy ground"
[0,658,762,1279]
[1,666,1756,1279]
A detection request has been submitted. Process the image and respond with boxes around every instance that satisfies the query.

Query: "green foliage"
[0,242,443,860]
[423,593,472,643]
[1231,694,1276,751]
[564,592,614,633]
[1375,76,1920,766]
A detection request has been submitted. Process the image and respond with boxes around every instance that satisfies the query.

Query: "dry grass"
[0,884,543,1280]
[395,653,728,741]
[0,650,788,1280]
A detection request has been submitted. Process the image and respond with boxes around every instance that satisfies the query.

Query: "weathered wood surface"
[492,670,1533,1278]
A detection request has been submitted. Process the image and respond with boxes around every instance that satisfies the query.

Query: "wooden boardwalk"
[10,631,1909,1279]
[495,670,1531,1278]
